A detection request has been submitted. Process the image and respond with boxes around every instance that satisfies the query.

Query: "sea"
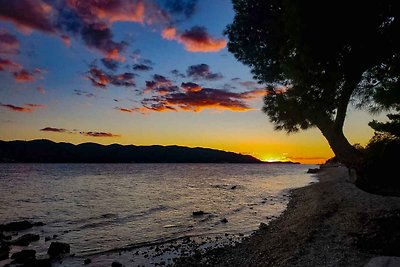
[0,163,318,266]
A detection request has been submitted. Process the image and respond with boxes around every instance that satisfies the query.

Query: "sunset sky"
[0,0,386,164]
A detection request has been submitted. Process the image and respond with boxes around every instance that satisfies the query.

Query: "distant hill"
[0,139,262,163]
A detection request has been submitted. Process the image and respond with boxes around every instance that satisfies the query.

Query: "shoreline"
[174,165,400,266]
[4,165,398,266]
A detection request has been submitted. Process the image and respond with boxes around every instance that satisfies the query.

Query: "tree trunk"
[319,124,366,177]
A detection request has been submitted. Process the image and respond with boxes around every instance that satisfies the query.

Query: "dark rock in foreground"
[48,241,70,258]
[307,168,320,173]
[192,211,205,216]
[11,249,36,263]
[13,233,40,246]
[112,261,123,267]
[0,220,44,232]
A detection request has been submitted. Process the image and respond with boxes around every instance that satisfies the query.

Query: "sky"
[0,0,386,164]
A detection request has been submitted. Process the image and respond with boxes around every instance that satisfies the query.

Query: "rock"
[307,168,320,174]
[111,261,123,267]
[220,218,228,223]
[84,258,92,264]
[192,211,205,216]
[259,222,268,230]
[231,185,237,190]
[0,232,12,242]
[11,249,36,263]
[2,220,33,232]
[13,233,40,246]
[34,258,52,267]
[47,241,70,258]
[0,249,9,261]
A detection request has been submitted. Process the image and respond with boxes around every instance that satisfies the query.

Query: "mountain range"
[0,139,262,163]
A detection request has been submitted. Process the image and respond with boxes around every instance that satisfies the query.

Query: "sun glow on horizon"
[261,154,289,163]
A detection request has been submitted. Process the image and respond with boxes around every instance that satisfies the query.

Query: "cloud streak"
[0,29,19,54]
[40,126,121,137]
[80,131,121,137]
[1,103,46,113]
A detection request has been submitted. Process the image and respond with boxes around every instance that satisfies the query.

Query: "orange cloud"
[115,107,135,113]
[140,85,264,113]
[61,35,71,47]
[67,0,145,24]
[106,48,125,62]
[162,26,177,40]
[162,26,226,52]
[13,69,36,82]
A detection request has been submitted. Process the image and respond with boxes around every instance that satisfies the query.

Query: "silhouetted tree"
[369,114,400,137]
[226,0,400,174]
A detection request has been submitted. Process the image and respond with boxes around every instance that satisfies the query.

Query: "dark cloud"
[101,58,119,71]
[80,131,120,137]
[74,89,96,98]
[40,127,69,133]
[0,103,46,113]
[144,74,179,95]
[80,22,127,61]
[186,64,223,81]
[171,69,186,78]
[181,82,201,92]
[0,0,55,33]
[132,63,153,71]
[87,64,136,88]
[40,126,121,137]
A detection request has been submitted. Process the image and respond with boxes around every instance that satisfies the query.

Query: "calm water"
[0,163,316,257]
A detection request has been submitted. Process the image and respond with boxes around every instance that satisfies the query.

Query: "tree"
[226,0,400,174]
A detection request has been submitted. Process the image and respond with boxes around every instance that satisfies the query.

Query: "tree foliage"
[226,0,400,166]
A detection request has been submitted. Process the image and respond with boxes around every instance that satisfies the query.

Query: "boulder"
[0,248,9,261]
[47,241,70,258]
[220,218,228,223]
[2,221,33,232]
[13,233,40,246]
[192,211,205,216]
[307,168,320,174]
[34,258,52,267]
[111,261,123,267]
[11,249,36,263]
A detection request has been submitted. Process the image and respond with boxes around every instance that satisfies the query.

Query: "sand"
[174,165,400,266]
